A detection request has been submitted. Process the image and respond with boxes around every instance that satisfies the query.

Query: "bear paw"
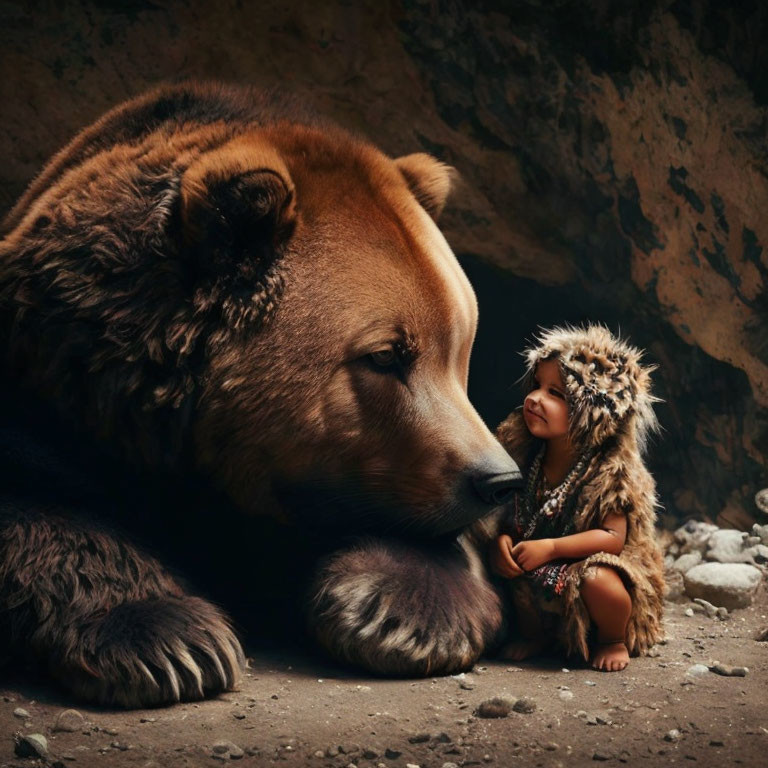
[309,536,502,676]
[52,596,244,707]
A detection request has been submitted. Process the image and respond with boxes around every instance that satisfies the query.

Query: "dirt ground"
[2,590,767,768]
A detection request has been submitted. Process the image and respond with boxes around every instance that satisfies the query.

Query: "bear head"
[0,82,521,537]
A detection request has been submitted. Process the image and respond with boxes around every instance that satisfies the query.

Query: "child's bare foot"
[591,640,629,671]
[499,638,551,661]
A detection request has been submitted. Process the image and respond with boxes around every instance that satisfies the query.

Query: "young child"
[488,324,665,671]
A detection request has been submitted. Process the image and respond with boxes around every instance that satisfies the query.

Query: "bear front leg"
[0,511,244,707]
[308,535,503,676]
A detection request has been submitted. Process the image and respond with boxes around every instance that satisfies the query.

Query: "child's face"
[523,359,570,440]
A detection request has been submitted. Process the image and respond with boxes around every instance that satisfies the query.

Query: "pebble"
[672,552,702,574]
[692,598,719,618]
[340,744,360,754]
[211,741,244,760]
[326,746,339,757]
[710,663,748,677]
[406,764,421,768]
[313,750,325,758]
[14,733,48,759]
[13,707,31,718]
[442,763,460,768]
[512,697,537,714]
[664,729,681,742]
[686,664,710,678]
[684,608,695,617]
[475,698,513,718]
[559,689,574,701]
[54,709,86,732]
[385,748,402,759]
[593,751,611,761]
[408,733,431,743]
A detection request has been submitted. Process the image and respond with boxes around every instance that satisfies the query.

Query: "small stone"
[475,698,513,718]
[584,679,597,685]
[408,733,431,743]
[686,664,710,678]
[363,748,379,759]
[385,748,402,759]
[339,743,360,754]
[684,608,694,617]
[111,741,130,751]
[103,727,119,736]
[705,529,755,564]
[140,717,157,723]
[559,689,574,701]
[709,739,724,747]
[709,663,748,677]
[692,598,719,618]
[543,742,559,750]
[665,729,681,742]
[752,521,768,543]
[211,741,244,759]
[13,707,31,718]
[406,764,421,768]
[14,733,48,758]
[433,732,452,743]
[593,751,611,761]
[326,746,339,757]
[53,709,85,733]
[459,681,475,690]
[672,552,702,574]
[314,750,325,758]
[512,697,537,714]
[442,763,459,768]
[596,715,612,725]
[233,712,246,720]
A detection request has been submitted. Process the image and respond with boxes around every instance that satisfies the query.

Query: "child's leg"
[578,566,632,672]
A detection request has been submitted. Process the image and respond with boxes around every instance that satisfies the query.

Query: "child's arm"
[509,512,627,572]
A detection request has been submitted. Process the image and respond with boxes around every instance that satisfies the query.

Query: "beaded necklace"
[518,445,595,540]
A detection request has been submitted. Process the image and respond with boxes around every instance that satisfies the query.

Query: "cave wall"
[0,0,765,528]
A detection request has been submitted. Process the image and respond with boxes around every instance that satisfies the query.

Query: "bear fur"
[0,81,521,707]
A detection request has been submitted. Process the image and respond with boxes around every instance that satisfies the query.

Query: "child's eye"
[550,388,565,399]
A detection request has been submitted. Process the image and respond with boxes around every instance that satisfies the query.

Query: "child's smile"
[523,358,569,439]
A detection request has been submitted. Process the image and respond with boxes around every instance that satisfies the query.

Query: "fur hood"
[521,324,660,451]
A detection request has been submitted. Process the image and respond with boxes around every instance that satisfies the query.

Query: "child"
[488,324,665,671]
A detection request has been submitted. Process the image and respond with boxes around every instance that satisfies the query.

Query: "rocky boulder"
[683,563,763,609]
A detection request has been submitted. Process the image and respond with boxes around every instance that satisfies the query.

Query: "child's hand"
[489,534,525,579]
[510,539,557,572]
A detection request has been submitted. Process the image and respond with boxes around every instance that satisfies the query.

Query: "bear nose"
[472,468,524,506]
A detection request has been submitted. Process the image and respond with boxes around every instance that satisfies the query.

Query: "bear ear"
[394,153,455,221]
[179,137,297,277]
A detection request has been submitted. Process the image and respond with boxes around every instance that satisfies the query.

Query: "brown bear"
[0,81,521,707]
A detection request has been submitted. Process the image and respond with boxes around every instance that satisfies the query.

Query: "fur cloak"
[470,326,666,660]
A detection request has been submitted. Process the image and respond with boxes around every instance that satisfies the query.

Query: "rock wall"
[0,0,765,527]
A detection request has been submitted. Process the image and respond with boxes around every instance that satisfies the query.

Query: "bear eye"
[369,348,397,368]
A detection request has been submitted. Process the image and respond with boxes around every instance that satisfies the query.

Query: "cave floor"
[2,590,767,768]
